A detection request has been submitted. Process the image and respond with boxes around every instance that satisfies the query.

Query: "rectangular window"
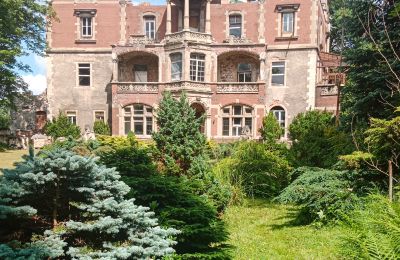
[238,63,252,82]
[229,15,242,38]
[271,62,285,86]
[282,12,294,34]
[124,117,131,135]
[233,106,242,116]
[222,118,230,136]
[245,118,252,132]
[81,17,92,37]
[171,53,182,81]
[146,117,153,135]
[94,111,105,122]
[133,104,144,115]
[190,54,205,82]
[144,16,156,39]
[78,63,91,86]
[67,111,77,125]
[223,108,230,114]
[134,65,148,82]
[134,117,144,135]
[232,118,242,136]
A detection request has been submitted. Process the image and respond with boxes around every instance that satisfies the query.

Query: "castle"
[46,0,341,141]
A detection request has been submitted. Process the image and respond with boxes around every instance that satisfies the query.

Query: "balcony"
[216,82,261,94]
[116,83,159,94]
[126,35,157,47]
[164,31,213,45]
[165,81,211,92]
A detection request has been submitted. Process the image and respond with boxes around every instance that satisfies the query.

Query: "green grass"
[0,149,27,171]
[224,199,345,260]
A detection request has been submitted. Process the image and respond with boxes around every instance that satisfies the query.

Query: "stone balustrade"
[116,83,159,93]
[216,82,260,93]
[127,35,156,46]
[164,30,213,44]
[165,81,210,91]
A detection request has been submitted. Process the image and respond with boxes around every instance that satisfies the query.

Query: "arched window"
[123,104,154,136]
[170,53,182,81]
[190,53,205,82]
[270,106,285,128]
[221,104,253,136]
[229,14,242,38]
[143,15,156,39]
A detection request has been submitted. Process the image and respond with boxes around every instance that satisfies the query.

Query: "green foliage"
[341,194,400,259]
[93,120,111,135]
[214,141,291,198]
[259,112,283,145]
[44,112,81,139]
[277,167,364,223]
[0,142,9,152]
[123,175,230,259]
[0,0,53,106]
[96,132,138,150]
[153,92,206,174]
[289,110,354,168]
[0,149,178,259]
[0,106,10,130]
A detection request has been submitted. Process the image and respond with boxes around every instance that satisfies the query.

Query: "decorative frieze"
[117,83,159,93]
[223,36,253,44]
[164,31,213,44]
[216,83,259,93]
[320,85,338,96]
[166,81,210,90]
[127,35,156,46]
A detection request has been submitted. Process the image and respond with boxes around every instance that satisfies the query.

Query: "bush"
[259,112,283,145]
[44,112,81,139]
[0,142,9,152]
[96,132,137,150]
[341,194,400,259]
[93,120,110,135]
[213,141,291,198]
[289,110,354,168]
[277,167,362,223]
[0,106,10,130]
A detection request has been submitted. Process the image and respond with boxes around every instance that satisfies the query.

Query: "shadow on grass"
[269,207,314,230]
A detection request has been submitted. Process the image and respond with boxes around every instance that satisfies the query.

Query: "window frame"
[270,106,286,131]
[143,15,156,40]
[229,14,242,38]
[123,104,154,136]
[221,104,254,137]
[271,61,286,86]
[237,63,252,82]
[74,9,96,41]
[190,53,205,82]
[170,53,183,81]
[77,63,91,87]
[276,4,299,38]
[94,110,105,122]
[81,16,93,38]
[66,111,77,125]
[281,12,294,35]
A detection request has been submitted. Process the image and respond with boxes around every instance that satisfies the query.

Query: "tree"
[44,112,81,139]
[152,91,206,174]
[0,149,178,259]
[93,120,111,135]
[0,0,53,107]
[259,112,283,147]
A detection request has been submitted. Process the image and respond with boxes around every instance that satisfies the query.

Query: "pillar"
[184,0,189,30]
[112,51,119,82]
[166,0,172,34]
[258,0,266,44]
[205,0,211,34]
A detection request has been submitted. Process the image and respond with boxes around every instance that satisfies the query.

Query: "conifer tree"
[153,91,206,174]
[0,149,178,259]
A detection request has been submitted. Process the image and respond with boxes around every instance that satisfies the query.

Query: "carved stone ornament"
[217,83,259,93]
[320,85,338,96]
[117,83,159,93]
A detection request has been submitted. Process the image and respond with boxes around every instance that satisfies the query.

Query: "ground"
[224,199,345,260]
[0,149,27,171]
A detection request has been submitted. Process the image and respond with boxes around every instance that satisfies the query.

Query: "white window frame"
[190,53,205,82]
[66,111,77,125]
[271,61,285,86]
[81,17,93,37]
[282,12,294,35]
[77,63,91,87]
[94,110,105,122]
[221,104,254,137]
[237,63,252,82]
[74,9,96,41]
[229,14,242,38]
[123,104,154,137]
[144,15,156,40]
[271,107,286,129]
[276,4,299,38]
[170,53,183,81]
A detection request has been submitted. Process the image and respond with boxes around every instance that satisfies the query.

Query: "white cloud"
[23,74,47,95]
[34,55,46,74]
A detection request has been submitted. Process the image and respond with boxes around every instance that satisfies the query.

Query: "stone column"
[119,0,127,45]
[205,0,211,34]
[166,0,172,34]
[258,0,266,44]
[112,51,119,82]
[184,0,189,30]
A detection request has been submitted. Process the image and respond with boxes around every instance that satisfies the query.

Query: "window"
[134,65,148,82]
[81,17,92,37]
[221,105,253,137]
[78,63,91,86]
[271,106,286,129]
[271,61,285,86]
[190,53,205,82]
[229,14,242,38]
[123,104,154,136]
[94,111,105,122]
[282,12,294,34]
[66,111,77,125]
[144,16,156,39]
[238,63,252,82]
[171,53,182,81]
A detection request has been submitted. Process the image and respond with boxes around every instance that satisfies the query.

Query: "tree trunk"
[53,180,60,228]
[389,160,393,202]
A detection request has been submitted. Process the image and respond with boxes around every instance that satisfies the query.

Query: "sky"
[18,0,165,95]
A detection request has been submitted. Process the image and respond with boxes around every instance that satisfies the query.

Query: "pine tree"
[0,149,178,259]
[153,91,206,174]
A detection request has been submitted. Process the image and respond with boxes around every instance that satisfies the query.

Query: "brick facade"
[47,0,338,141]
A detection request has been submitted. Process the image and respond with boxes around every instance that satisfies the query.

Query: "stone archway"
[190,102,206,134]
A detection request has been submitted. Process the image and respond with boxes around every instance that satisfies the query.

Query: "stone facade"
[47,0,339,141]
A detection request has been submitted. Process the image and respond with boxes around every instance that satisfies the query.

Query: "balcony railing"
[216,82,261,93]
[127,35,156,46]
[164,30,213,44]
[165,81,210,91]
[320,72,346,86]
[116,83,159,94]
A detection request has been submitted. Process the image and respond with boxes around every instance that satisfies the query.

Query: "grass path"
[224,199,345,260]
[0,149,27,171]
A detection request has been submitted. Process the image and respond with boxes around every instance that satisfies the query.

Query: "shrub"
[93,120,111,135]
[0,149,178,259]
[289,110,354,168]
[341,194,400,259]
[44,112,81,139]
[96,132,137,150]
[0,142,9,152]
[0,106,10,130]
[277,167,361,223]
[213,141,291,198]
[259,112,283,145]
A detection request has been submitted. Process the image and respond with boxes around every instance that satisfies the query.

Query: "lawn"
[224,199,345,260]
[0,149,27,171]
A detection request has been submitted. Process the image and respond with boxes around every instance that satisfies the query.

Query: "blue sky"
[18,0,165,95]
